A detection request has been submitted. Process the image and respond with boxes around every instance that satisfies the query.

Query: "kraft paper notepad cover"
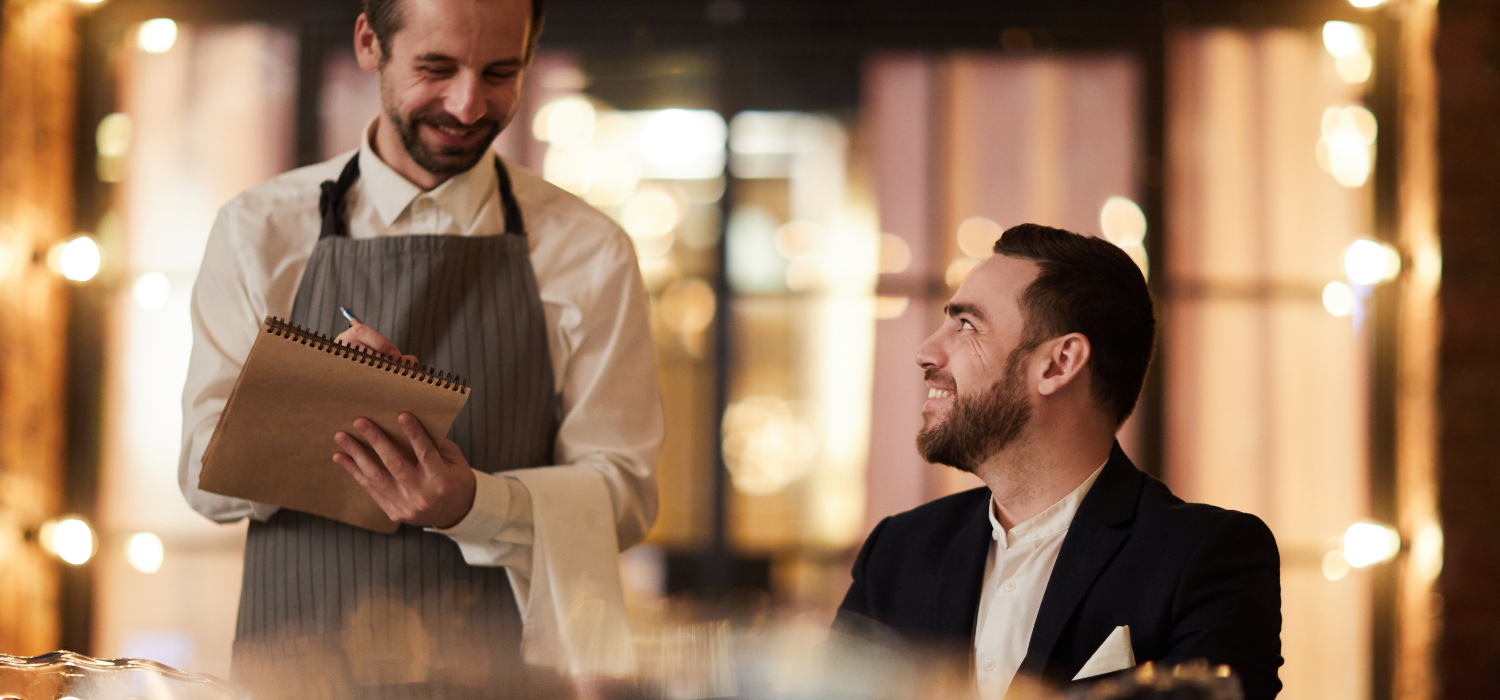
[199,317,471,533]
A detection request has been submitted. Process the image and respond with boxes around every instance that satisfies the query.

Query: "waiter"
[176,0,661,696]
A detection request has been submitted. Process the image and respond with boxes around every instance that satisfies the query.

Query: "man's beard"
[383,84,502,177]
[916,347,1033,473]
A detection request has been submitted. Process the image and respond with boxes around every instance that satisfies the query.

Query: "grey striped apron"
[230,156,562,700]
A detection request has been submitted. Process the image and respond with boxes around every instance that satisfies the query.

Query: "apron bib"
[230,156,561,700]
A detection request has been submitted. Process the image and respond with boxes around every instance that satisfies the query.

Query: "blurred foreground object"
[1069,661,1241,700]
[0,651,242,700]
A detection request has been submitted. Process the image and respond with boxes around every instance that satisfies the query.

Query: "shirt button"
[1002,579,1017,592]
[983,659,996,672]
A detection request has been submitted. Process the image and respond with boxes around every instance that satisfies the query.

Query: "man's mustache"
[412,110,501,132]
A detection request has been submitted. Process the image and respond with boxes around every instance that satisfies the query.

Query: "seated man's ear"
[1035,333,1091,397]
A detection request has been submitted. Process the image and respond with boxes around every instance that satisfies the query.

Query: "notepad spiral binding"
[264,317,471,395]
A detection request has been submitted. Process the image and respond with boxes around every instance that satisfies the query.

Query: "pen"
[338,306,361,326]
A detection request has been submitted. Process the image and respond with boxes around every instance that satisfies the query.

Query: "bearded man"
[836,224,1283,700]
[178,0,659,696]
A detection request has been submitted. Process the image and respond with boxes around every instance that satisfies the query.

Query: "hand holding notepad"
[199,317,471,533]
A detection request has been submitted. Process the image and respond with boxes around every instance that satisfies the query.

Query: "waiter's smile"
[423,120,488,147]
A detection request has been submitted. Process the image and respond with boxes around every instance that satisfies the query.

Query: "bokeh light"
[133,271,170,310]
[1099,196,1147,246]
[39,516,95,566]
[49,236,103,283]
[722,397,818,496]
[126,532,165,574]
[1343,239,1401,286]
[955,217,1004,259]
[1344,522,1401,568]
[138,19,178,54]
[1322,22,1365,58]
[532,95,596,147]
[878,234,912,274]
[1322,281,1356,317]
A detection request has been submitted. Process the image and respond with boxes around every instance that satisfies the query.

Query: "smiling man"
[836,224,1283,699]
[178,0,660,696]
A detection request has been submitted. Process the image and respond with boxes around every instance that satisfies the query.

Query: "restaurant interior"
[2,0,1497,697]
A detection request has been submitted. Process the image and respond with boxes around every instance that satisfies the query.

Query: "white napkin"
[507,467,636,678]
[1073,625,1136,680]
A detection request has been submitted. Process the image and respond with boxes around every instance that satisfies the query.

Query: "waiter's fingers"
[353,418,421,487]
[398,413,444,472]
[336,323,406,361]
[333,431,397,495]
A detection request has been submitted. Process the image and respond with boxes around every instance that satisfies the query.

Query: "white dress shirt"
[973,463,1106,700]
[178,119,661,676]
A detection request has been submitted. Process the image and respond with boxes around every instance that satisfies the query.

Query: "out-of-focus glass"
[0,651,241,700]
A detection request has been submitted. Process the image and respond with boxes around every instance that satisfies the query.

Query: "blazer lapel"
[1015,443,1145,681]
[931,496,993,647]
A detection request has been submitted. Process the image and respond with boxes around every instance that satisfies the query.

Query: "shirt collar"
[989,460,1108,550]
[357,117,498,229]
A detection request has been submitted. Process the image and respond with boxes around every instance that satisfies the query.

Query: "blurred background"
[4,0,1497,697]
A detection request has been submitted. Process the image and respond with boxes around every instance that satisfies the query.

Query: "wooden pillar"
[0,0,77,656]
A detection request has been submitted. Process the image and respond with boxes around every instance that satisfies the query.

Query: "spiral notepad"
[199,317,471,533]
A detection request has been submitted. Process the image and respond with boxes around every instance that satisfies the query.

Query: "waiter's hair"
[363,0,547,64]
[993,223,1155,426]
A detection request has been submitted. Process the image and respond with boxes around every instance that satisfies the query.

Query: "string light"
[1322,281,1356,317]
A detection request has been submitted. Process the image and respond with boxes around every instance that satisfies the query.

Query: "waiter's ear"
[354,13,384,72]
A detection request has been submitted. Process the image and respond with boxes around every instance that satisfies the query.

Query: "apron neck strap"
[317,153,526,239]
[318,155,362,240]
[493,158,526,236]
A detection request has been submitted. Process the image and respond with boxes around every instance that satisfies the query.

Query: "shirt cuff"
[429,469,513,544]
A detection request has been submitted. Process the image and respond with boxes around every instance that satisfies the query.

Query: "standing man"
[177,0,661,695]
[836,225,1282,699]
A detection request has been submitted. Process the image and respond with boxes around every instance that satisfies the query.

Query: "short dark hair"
[994,223,1155,426]
[363,0,547,63]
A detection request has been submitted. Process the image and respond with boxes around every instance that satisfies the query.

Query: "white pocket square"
[1073,625,1136,681]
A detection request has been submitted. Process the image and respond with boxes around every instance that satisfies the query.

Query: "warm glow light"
[945,257,982,287]
[640,109,727,168]
[1318,106,1378,188]
[1322,281,1356,317]
[956,217,1004,259]
[1349,0,1386,7]
[1337,49,1374,84]
[722,396,817,496]
[95,113,134,158]
[137,19,178,54]
[774,221,824,261]
[659,278,717,335]
[878,234,912,274]
[1099,196,1147,246]
[1322,550,1352,581]
[132,271,170,310]
[874,296,910,320]
[50,236,103,282]
[532,96,596,147]
[583,153,641,207]
[1344,522,1401,568]
[621,187,683,240]
[126,532,165,574]
[1322,22,1365,58]
[39,516,95,566]
[1344,239,1401,286]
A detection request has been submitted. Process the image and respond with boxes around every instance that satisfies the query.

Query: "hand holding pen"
[332,306,420,367]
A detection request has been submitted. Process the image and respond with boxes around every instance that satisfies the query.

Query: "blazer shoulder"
[1136,477,1279,553]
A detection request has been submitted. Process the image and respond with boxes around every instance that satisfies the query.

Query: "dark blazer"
[836,444,1282,700]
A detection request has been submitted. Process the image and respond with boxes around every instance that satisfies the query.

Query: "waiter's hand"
[333,413,477,529]
[335,322,420,367]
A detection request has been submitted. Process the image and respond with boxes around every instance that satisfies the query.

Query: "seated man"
[836,224,1282,700]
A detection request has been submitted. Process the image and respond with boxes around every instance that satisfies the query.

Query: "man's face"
[367,0,532,176]
[915,255,1041,471]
